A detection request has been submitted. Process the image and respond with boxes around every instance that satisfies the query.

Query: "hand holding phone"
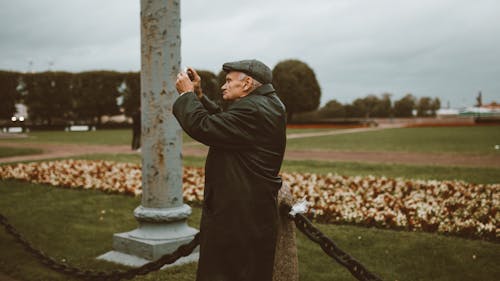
[184,67,203,98]
[184,67,195,81]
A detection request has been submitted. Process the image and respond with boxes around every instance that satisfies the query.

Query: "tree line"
[0,59,440,125]
[316,94,441,120]
[0,70,139,125]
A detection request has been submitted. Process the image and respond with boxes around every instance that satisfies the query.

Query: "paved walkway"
[1,143,498,168]
[286,123,404,139]
[1,125,498,167]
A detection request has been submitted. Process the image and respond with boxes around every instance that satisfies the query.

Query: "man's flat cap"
[222,59,272,84]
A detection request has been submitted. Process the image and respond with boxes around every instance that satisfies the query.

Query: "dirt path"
[286,123,404,139]
[0,142,136,163]
[1,125,498,167]
[1,140,498,168]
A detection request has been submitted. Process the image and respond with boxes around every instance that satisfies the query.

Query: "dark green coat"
[173,84,286,281]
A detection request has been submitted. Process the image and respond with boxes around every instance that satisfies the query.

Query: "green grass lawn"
[1,126,498,280]
[1,180,499,281]
[0,130,134,145]
[0,146,43,158]
[287,126,500,155]
[0,128,333,146]
[0,130,194,146]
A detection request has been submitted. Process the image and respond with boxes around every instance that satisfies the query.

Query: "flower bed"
[1,160,498,240]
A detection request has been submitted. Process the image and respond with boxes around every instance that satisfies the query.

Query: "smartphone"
[184,67,195,81]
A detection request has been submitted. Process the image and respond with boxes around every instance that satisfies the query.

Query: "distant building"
[12,103,28,120]
[436,108,459,116]
[459,102,500,117]
[483,102,500,110]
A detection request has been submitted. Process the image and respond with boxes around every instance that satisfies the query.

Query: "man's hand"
[187,67,203,99]
[175,72,194,95]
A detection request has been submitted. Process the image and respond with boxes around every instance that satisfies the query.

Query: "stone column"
[273,183,299,281]
[99,0,198,266]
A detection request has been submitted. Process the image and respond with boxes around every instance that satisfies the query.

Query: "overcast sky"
[1,0,499,107]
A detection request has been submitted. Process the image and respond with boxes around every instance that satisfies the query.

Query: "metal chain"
[0,214,199,281]
[291,211,383,281]
[2,203,383,281]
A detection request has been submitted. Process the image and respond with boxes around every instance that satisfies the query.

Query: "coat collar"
[249,83,275,96]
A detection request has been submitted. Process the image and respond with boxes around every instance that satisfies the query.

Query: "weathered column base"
[98,250,199,268]
[98,204,199,267]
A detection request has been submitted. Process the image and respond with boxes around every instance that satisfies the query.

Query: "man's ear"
[243,77,252,92]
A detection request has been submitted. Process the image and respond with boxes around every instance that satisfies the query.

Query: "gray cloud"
[1,0,499,107]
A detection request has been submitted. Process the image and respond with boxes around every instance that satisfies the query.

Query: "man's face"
[221,71,249,101]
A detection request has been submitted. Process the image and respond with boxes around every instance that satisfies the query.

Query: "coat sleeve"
[199,95,222,114]
[173,92,260,149]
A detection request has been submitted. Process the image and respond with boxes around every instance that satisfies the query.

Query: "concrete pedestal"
[98,205,198,266]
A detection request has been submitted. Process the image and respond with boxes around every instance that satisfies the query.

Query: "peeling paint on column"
[100,4,196,264]
[139,0,184,211]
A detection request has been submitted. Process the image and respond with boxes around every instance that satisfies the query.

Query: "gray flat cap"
[222,59,272,84]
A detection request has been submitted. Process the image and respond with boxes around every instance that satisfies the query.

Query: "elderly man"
[174,59,286,281]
